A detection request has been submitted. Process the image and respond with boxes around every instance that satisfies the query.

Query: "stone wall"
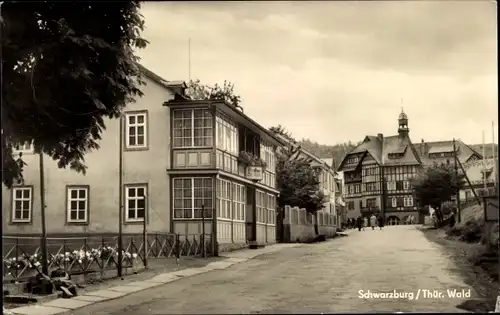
[282,205,336,243]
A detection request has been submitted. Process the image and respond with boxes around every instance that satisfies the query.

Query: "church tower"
[398,109,409,137]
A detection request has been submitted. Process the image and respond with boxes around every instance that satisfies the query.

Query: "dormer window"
[388,153,404,159]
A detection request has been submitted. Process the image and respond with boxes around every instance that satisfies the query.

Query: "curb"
[8,244,297,315]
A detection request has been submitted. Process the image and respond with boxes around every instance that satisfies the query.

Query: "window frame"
[217,179,232,220]
[173,177,214,219]
[391,197,397,208]
[403,181,410,190]
[124,111,148,150]
[173,109,213,149]
[66,186,90,224]
[11,186,33,223]
[232,182,246,222]
[266,193,276,225]
[125,184,148,223]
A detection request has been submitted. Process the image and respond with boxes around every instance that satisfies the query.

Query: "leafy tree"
[186,79,242,110]
[2,1,148,188]
[270,126,327,234]
[411,163,464,224]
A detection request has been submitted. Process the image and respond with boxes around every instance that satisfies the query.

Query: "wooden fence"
[3,233,213,282]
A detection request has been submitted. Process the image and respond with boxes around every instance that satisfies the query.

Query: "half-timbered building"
[338,110,482,225]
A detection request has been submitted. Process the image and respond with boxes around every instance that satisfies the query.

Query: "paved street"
[66,225,474,314]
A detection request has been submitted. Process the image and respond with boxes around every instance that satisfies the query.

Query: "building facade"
[338,111,482,225]
[3,65,282,251]
[274,135,339,231]
[460,157,498,203]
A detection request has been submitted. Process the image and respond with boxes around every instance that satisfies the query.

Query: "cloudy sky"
[137,1,497,146]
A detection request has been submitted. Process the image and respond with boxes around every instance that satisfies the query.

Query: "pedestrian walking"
[378,215,384,230]
[362,216,368,231]
[370,214,377,230]
[356,216,362,231]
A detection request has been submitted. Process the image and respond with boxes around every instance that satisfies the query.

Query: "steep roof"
[381,135,421,166]
[415,140,482,165]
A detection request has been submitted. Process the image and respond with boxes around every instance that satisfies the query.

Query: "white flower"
[77,260,82,264]
[33,254,37,258]
[132,253,138,259]
[64,257,70,262]
[34,262,41,267]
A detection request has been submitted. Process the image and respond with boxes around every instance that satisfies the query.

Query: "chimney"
[377,133,383,142]
[420,139,425,156]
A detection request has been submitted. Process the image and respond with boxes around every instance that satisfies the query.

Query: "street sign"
[483,196,499,222]
[246,166,264,181]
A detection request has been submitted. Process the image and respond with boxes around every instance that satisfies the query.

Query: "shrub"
[458,219,484,243]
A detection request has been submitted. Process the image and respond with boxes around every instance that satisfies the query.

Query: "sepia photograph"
[2,1,498,314]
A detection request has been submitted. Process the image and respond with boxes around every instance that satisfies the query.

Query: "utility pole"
[117,115,124,278]
[142,195,148,269]
[452,138,461,223]
[39,152,49,275]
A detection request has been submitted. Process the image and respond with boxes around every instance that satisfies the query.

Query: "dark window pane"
[15,210,22,219]
[174,179,183,189]
[183,179,192,188]
[128,199,135,210]
[22,200,30,210]
[15,190,22,199]
[194,188,202,197]
[22,209,29,219]
[183,188,192,198]
[174,210,184,218]
[137,188,145,196]
[129,136,136,146]
[137,115,145,124]
[194,209,202,218]
[174,111,182,119]
[194,178,203,187]
[78,201,85,210]
[137,126,144,136]
[174,199,183,208]
[183,129,191,137]
[70,201,78,210]
[71,190,78,199]
[194,110,203,118]
[183,199,192,208]
[78,189,86,198]
[183,110,192,119]
[137,199,145,209]
[174,189,182,198]
[70,211,77,220]
[129,127,136,136]
[128,188,136,197]
[183,138,192,146]
[128,116,135,124]
[194,199,203,208]
[137,135,145,145]
[204,188,212,198]
[14,200,22,210]
[173,129,182,137]
[78,210,85,220]
[194,138,203,146]
[184,209,192,218]
[203,178,212,187]
[174,138,182,147]
[128,209,135,219]
[137,209,144,219]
